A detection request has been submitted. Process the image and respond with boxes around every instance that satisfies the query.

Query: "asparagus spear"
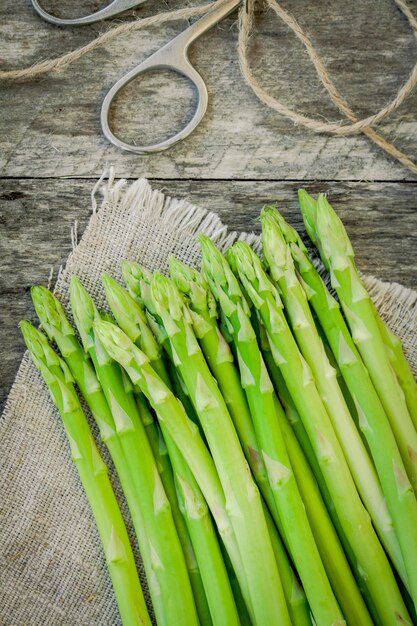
[228,240,411,626]
[102,272,240,626]
[169,260,320,623]
[255,315,380,623]
[30,285,173,614]
[121,260,201,430]
[274,393,376,626]
[291,192,417,609]
[148,271,291,626]
[169,258,279,527]
[251,280,378,622]
[201,236,344,626]
[252,308,351,539]
[169,257,317,625]
[371,302,417,430]
[20,321,151,626]
[299,191,417,492]
[260,206,405,579]
[93,318,253,622]
[69,276,199,626]
[135,395,213,626]
[165,433,241,626]
[261,502,312,626]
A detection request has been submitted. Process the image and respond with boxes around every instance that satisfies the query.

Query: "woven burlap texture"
[1,174,416,626]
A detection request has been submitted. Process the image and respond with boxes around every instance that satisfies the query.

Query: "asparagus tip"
[261,210,294,277]
[315,194,355,264]
[31,284,74,336]
[69,275,99,349]
[20,320,70,379]
[151,272,184,320]
[94,319,148,371]
[298,189,318,245]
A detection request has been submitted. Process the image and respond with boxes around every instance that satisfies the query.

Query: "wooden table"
[1,0,416,412]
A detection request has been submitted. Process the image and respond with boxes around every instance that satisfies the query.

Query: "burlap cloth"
[1,173,416,625]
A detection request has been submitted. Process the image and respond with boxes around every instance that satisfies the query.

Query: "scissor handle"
[101,56,208,155]
[101,0,240,154]
[31,0,141,25]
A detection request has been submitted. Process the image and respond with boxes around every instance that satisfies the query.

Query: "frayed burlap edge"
[1,171,415,625]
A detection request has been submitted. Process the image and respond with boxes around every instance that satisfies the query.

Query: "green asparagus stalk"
[102,272,239,626]
[271,356,382,621]
[261,502,312,626]
[93,318,253,622]
[171,260,328,623]
[252,308,345,527]
[165,434,240,626]
[228,240,411,626]
[121,260,202,430]
[201,236,344,626]
[20,321,151,626]
[371,301,417,430]
[169,260,317,623]
[69,276,199,626]
[30,285,173,616]
[134,394,213,626]
[256,289,379,623]
[299,191,417,492]
[274,393,376,625]
[260,339,363,586]
[148,271,291,626]
[257,325,380,623]
[290,193,417,608]
[260,206,405,579]
[169,259,279,525]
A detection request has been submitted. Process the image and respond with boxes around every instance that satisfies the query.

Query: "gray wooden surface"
[1,0,417,412]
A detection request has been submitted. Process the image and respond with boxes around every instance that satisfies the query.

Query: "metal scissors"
[31,0,241,153]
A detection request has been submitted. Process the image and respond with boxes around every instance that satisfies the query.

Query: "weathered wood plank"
[1,177,416,411]
[1,0,417,180]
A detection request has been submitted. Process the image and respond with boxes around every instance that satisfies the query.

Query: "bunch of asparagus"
[21,191,417,626]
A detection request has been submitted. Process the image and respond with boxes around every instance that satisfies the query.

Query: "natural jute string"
[239,0,417,174]
[1,0,417,174]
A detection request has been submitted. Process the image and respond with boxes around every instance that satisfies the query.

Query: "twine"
[1,0,417,174]
[238,0,417,174]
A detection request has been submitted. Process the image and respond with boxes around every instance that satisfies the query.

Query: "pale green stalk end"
[169,256,217,320]
[121,260,143,300]
[102,273,145,336]
[20,320,62,371]
[20,321,78,412]
[298,189,319,246]
[69,276,99,351]
[120,263,168,346]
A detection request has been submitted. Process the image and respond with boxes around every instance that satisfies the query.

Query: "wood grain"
[1,0,417,180]
[1,177,416,411]
[2,0,417,410]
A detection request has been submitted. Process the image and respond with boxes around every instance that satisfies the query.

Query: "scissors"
[31,0,241,154]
